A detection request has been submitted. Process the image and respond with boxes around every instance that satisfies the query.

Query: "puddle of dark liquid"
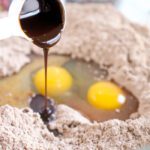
[29,94,56,123]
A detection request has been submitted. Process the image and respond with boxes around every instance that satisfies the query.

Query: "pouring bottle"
[0,0,65,46]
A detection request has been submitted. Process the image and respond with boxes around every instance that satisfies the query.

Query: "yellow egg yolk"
[87,81,126,110]
[33,66,73,96]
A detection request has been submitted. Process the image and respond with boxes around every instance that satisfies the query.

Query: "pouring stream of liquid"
[43,48,49,108]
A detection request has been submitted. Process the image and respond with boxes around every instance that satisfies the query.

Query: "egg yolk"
[33,66,73,96]
[87,81,126,110]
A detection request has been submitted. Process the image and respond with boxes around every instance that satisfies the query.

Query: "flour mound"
[0,105,65,150]
[0,105,150,150]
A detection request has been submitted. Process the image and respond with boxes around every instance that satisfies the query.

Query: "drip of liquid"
[19,0,65,113]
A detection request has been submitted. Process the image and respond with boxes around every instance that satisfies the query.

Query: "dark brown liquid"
[43,48,48,108]
[29,94,56,123]
[20,0,65,110]
[20,0,64,48]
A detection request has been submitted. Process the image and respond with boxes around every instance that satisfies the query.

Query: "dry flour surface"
[0,105,150,150]
[0,3,150,150]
